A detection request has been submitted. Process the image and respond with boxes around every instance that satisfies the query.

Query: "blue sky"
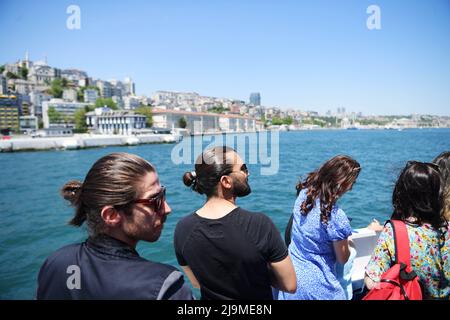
[1,0,449,116]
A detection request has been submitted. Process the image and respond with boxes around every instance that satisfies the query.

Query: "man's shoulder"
[175,212,199,230]
[44,242,83,265]
[235,207,272,223]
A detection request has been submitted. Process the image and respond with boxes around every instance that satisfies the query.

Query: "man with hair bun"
[36,152,193,300]
[175,146,296,300]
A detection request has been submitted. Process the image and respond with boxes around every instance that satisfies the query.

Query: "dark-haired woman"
[433,151,450,222]
[278,155,361,300]
[365,161,450,299]
[175,146,296,300]
[37,153,193,300]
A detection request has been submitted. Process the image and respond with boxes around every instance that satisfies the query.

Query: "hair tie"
[71,184,82,195]
[191,171,197,179]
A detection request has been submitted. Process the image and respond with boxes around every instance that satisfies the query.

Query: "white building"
[63,88,78,102]
[86,108,146,135]
[19,115,38,133]
[152,109,262,134]
[42,99,89,128]
[61,69,88,82]
[84,89,98,104]
[30,91,51,117]
[123,96,140,110]
[28,65,61,84]
[96,80,113,98]
[124,77,135,95]
[11,79,48,95]
[4,63,20,75]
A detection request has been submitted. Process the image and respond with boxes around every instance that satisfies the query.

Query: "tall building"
[0,75,7,94]
[0,95,20,132]
[30,91,51,117]
[84,89,98,104]
[249,92,261,106]
[96,80,113,98]
[42,99,88,128]
[124,77,135,96]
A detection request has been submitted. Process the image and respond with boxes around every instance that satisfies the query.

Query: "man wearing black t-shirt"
[175,146,296,300]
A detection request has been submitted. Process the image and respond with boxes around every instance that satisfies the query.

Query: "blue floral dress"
[278,189,352,300]
[365,222,450,299]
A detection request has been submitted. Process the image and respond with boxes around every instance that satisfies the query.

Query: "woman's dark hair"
[183,146,236,198]
[61,152,155,236]
[296,155,361,224]
[432,151,450,221]
[433,151,450,186]
[391,161,446,229]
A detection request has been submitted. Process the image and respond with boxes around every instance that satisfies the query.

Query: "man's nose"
[162,200,171,216]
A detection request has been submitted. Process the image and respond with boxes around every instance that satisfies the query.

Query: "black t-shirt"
[174,207,288,300]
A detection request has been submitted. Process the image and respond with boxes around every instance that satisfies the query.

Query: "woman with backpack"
[364,161,450,299]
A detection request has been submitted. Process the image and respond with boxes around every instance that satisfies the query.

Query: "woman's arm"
[364,274,379,290]
[333,238,351,264]
[181,265,201,289]
[268,255,297,293]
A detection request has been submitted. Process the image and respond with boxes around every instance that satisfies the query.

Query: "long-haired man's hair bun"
[183,171,196,187]
[61,180,83,206]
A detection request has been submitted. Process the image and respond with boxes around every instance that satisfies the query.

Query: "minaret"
[23,50,31,68]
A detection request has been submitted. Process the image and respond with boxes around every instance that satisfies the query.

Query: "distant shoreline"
[1,127,448,153]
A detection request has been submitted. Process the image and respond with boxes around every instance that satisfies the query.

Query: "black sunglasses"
[134,186,166,213]
[230,163,249,175]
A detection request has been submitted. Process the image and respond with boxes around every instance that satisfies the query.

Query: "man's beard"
[233,177,251,197]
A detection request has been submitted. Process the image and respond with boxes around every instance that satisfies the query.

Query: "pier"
[0,133,182,152]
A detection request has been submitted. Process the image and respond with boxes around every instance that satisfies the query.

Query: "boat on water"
[349,227,379,293]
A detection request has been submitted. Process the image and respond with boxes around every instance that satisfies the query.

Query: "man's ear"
[101,206,122,227]
[219,175,233,190]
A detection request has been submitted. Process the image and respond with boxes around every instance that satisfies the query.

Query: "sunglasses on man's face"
[134,186,166,213]
[229,163,249,175]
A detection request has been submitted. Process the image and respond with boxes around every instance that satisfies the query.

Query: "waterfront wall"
[0,133,181,152]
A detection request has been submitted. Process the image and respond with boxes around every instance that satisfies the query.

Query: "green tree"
[47,106,63,123]
[74,105,95,133]
[49,79,64,98]
[95,98,118,110]
[0,65,5,74]
[283,116,293,125]
[209,104,229,114]
[20,67,28,80]
[6,71,19,79]
[134,105,153,127]
[77,89,85,102]
[178,117,187,129]
[271,117,283,125]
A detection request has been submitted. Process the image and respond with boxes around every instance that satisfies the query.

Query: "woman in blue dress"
[278,155,361,300]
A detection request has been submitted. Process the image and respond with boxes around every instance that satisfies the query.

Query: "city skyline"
[1,0,449,116]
